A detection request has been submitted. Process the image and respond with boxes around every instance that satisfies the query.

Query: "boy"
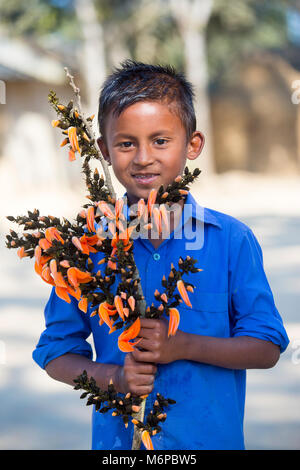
[33,60,289,450]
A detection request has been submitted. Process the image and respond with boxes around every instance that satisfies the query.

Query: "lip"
[132,174,159,185]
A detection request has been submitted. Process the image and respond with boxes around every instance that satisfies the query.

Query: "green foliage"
[0,0,77,39]
[207,0,290,86]
[0,0,295,87]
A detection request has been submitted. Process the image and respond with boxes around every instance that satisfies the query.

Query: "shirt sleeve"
[32,287,93,369]
[229,226,289,353]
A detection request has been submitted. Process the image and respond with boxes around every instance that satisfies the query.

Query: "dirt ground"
[0,170,299,450]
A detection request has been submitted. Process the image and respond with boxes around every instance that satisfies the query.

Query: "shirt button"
[153,253,160,261]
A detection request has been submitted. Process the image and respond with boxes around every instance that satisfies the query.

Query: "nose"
[133,143,154,166]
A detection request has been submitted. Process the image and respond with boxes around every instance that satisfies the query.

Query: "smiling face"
[97,101,204,205]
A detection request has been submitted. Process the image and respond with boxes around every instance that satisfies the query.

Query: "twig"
[65,66,148,450]
[64,67,116,200]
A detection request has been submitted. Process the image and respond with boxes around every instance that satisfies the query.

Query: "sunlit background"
[0,0,300,450]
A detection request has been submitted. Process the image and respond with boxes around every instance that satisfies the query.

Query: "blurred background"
[0,0,300,450]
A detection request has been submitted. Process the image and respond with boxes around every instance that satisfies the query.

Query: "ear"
[187,131,205,161]
[97,137,111,166]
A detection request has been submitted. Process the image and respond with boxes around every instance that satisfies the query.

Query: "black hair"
[98,60,196,142]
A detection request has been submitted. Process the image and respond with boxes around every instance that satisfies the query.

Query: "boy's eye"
[119,141,133,148]
[155,138,168,145]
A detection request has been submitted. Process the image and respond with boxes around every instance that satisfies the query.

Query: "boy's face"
[97,101,204,205]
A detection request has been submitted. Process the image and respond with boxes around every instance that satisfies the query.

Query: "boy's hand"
[115,353,157,396]
[132,318,183,365]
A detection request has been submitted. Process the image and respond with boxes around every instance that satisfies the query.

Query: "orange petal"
[41,266,51,282]
[118,338,141,353]
[114,295,125,321]
[115,198,124,219]
[67,126,80,153]
[147,189,157,217]
[168,308,180,337]
[60,260,70,268]
[118,317,141,342]
[54,271,69,289]
[152,206,162,235]
[67,267,79,288]
[34,245,42,265]
[72,236,83,252]
[60,137,68,147]
[177,279,192,307]
[73,268,93,282]
[97,200,114,219]
[137,198,146,219]
[159,204,169,231]
[78,297,88,313]
[128,296,135,312]
[55,286,71,303]
[107,260,117,270]
[68,149,76,161]
[67,285,81,300]
[98,302,114,329]
[123,307,129,318]
[49,259,57,276]
[17,246,26,259]
[141,430,154,450]
[34,261,42,276]
[39,238,52,250]
[86,206,95,233]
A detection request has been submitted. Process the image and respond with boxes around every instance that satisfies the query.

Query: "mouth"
[132,173,159,185]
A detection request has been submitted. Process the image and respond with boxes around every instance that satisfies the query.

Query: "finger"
[131,384,155,397]
[135,361,157,375]
[132,348,158,363]
[136,337,158,352]
[140,318,160,329]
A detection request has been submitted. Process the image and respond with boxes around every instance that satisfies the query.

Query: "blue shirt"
[33,191,289,450]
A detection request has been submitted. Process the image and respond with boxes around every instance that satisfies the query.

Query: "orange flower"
[86,206,95,233]
[45,227,64,244]
[17,246,27,259]
[55,286,71,303]
[39,238,52,250]
[141,430,154,450]
[72,236,83,252]
[67,267,93,289]
[98,302,115,331]
[177,279,192,307]
[152,206,162,235]
[114,295,125,321]
[159,204,169,232]
[137,198,146,219]
[168,308,180,337]
[78,297,88,313]
[34,245,42,265]
[68,149,76,161]
[115,198,124,220]
[147,189,157,218]
[67,126,81,153]
[97,200,114,220]
[118,318,141,352]
[128,296,135,312]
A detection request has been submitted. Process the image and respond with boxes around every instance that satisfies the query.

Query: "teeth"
[134,175,156,178]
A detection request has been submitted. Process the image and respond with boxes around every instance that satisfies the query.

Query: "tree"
[167,0,215,174]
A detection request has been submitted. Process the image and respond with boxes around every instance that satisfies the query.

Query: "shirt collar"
[121,191,222,229]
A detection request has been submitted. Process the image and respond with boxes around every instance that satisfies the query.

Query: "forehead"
[105,100,185,138]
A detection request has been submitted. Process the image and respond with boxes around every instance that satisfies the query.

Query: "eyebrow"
[114,130,173,140]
